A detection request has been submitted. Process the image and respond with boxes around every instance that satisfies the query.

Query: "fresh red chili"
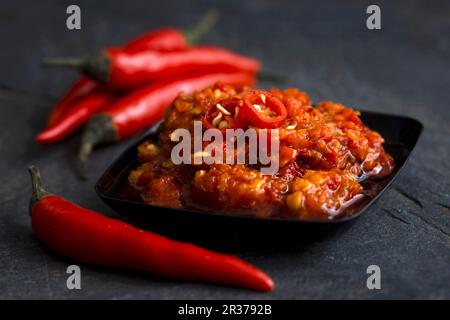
[46,76,101,127]
[36,90,116,144]
[27,166,274,292]
[77,71,255,178]
[122,28,188,53]
[242,89,287,128]
[44,46,261,90]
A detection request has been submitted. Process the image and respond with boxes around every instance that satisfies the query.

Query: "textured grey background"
[0,0,449,299]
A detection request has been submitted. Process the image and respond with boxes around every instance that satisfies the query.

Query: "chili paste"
[128,84,394,220]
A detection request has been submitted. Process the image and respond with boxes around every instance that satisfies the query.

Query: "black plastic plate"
[95,111,422,229]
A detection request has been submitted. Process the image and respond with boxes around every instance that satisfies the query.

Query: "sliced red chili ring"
[203,97,248,132]
[242,90,287,129]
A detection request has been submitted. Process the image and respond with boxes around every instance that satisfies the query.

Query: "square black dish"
[95,111,423,229]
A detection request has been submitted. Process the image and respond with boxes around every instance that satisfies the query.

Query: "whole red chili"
[43,11,218,127]
[242,89,287,129]
[43,46,261,90]
[36,90,116,144]
[46,77,101,127]
[27,166,274,292]
[77,71,255,178]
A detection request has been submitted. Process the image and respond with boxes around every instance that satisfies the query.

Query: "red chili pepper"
[242,89,287,128]
[36,90,116,144]
[203,97,248,132]
[46,77,101,127]
[122,28,188,53]
[43,46,261,90]
[27,166,274,292]
[77,71,255,178]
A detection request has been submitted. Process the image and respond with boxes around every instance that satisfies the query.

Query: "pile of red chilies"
[37,14,260,178]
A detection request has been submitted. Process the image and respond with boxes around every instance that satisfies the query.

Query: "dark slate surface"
[1,0,449,299]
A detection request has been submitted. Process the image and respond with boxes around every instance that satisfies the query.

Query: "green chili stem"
[42,57,86,68]
[184,10,220,44]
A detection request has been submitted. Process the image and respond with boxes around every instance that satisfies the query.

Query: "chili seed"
[253,104,262,112]
[260,94,266,104]
[212,112,223,126]
[216,103,231,115]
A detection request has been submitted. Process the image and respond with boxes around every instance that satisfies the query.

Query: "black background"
[0,0,449,299]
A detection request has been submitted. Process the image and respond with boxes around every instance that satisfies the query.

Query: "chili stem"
[184,10,220,44]
[42,57,86,68]
[27,166,51,213]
